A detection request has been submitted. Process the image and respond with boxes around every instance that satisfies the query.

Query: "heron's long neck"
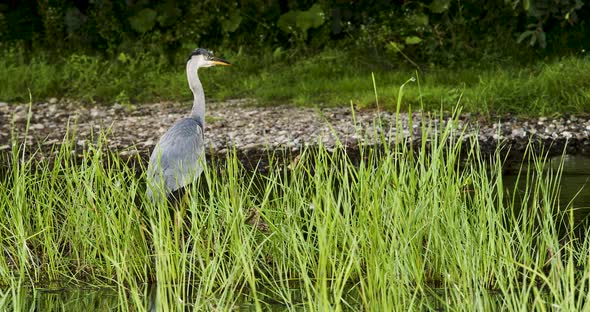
[187,62,205,128]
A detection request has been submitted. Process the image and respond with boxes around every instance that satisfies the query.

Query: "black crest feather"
[187,48,212,61]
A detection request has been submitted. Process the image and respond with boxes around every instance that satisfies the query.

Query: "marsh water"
[504,155,590,222]
[1,154,589,310]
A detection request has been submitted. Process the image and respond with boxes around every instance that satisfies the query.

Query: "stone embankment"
[1,99,589,161]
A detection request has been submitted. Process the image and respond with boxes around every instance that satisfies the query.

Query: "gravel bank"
[1,100,589,161]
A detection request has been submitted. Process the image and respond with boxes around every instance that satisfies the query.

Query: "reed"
[0,105,586,310]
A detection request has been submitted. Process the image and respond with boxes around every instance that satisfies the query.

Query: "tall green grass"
[0,106,588,310]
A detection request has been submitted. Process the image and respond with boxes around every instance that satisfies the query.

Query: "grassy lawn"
[1,49,589,116]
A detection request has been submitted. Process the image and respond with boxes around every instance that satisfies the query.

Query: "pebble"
[113,103,123,109]
[242,142,262,150]
[12,111,28,122]
[30,124,45,130]
[42,139,59,145]
[511,128,526,138]
[90,108,104,118]
[0,100,589,160]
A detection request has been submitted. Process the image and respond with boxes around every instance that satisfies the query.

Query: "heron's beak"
[211,57,231,66]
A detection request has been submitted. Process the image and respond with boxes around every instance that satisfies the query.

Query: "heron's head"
[187,48,231,68]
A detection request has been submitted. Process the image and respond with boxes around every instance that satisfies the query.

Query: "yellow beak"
[211,57,231,66]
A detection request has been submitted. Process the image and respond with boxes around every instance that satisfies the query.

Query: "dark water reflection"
[1,285,310,311]
[0,288,121,310]
[549,155,590,210]
[504,155,590,222]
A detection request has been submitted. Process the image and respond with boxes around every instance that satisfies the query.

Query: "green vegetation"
[1,110,588,310]
[1,1,589,309]
[1,1,588,116]
[2,48,589,115]
[2,1,586,63]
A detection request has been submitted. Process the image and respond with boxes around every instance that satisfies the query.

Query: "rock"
[30,123,45,130]
[12,109,29,122]
[511,128,526,138]
[90,108,104,118]
[242,142,261,150]
[112,103,124,111]
[42,139,60,145]
[2,100,590,162]
[49,98,58,104]
[47,105,57,114]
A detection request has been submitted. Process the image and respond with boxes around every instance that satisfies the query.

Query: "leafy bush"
[0,1,587,66]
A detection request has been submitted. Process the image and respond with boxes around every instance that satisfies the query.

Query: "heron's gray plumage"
[146,118,204,201]
[146,48,229,201]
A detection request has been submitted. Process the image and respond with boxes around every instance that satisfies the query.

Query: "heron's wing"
[147,118,204,200]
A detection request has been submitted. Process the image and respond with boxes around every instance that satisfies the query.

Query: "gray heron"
[146,48,230,202]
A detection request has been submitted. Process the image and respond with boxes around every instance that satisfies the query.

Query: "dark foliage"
[0,1,587,65]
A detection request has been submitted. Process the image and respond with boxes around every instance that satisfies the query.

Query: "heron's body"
[146,117,204,200]
[146,48,230,201]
